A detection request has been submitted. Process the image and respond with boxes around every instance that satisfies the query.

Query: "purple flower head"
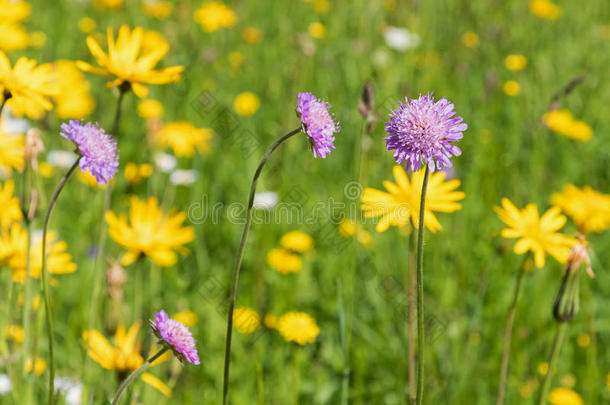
[296,92,339,158]
[60,120,119,185]
[384,93,466,172]
[150,310,200,365]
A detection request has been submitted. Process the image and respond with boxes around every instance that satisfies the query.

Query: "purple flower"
[150,310,200,365]
[60,120,119,185]
[296,92,339,158]
[384,94,466,172]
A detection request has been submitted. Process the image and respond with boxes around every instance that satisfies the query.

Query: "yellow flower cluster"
[267,231,314,274]
[543,109,593,142]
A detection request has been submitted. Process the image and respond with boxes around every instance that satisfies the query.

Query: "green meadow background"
[2,0,610,403]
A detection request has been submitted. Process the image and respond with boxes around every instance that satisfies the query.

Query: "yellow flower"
[194,2,237,33]
[228,52,244,69]
[0,23,30,52]
[494,198,577,268]
[124,162,153,185]
[105,196,195,267]
[29,31,45,48]
[308,22,326,39]
[361,166,464,232]
[461,32,479,48]
[52,60,95,119]
[267,248,302,274]
[137,98,163,119]
[551,184,610,234]
[313,0,330,13]
[83,322,171,396]
[4,324,24,343]
[338,219,356,238]
[529,0,562,20]
[77,25,183,98]
[0,51,58,119]
[25,357,46,376]
[37,161,54,178]
[233,92,260,117]
[503,80,521,96]
[548,388,583,405]
[93,0,124,10]
[173,310,197,327]
[264,314,277,329]
[0,128,24,174]
[233,307,260,334]
[0,180,23,229]
[276,311,320,345]
[576,333,590,348]
[280,230,313,253]
[78,170,108,189]
[156,121,213,157]
[543,109,593,141]
[504,54,528,71]
[141,0,173,19]
[0,0,31,23]
[242,27,263,43]
[78,17,96,34]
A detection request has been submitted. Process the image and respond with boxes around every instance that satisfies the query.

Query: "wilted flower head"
[150,309,200,365]
[60,120,118,185]
[385,93,466,172]
[296,92,339,159]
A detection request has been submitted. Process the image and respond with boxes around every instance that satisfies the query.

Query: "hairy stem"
[111,348,168,405]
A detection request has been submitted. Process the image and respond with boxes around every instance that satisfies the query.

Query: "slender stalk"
[496,254,529,405]
[537,323,568,405]
[110,348,168,405]
[407,229,416,404]
[222,127,302,405]
[111,84,129,136]
[415,166,430,405]
[41,160,79,405]
[21,219,33,376]
[337,278,349,405]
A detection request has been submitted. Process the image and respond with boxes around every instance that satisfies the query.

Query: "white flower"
[46,150,77,169]
[383,26,420,51]
[253,191,278,210]
[0,374,11,395]
[154,152,177,173]
[169,169,198,186]
[1,108,30,135]
[54,377,82,405]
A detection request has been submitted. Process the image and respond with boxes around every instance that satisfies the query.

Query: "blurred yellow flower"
[24,357,46,376]
[277,311,320,345]
[0,24,30,52]
[138,98,163,120]
[93,0,124,10]
[280,230,313,253]
[308,22,326,39]
[551,184,610,234]
[338,219,372,247]
[29,31,45,48]
[461,32,479,48]
[538,362,549,376]
[529,0,562,20]
[124,162,153,185]
[77,25,183,98]
[504,54,528,71]
[494,198,577,268]
[0,51,58,119]
[233,92,260,116]
[548,388,583,405]
[0,181,22,229]
[228,52,244,69]
[83,322,171,397]
[4,324,24,343]
[194,2,237,33]
[576,333,590,348]
[37,161,54,178]
[267,248,302,274]
[78,170,108,189]
[233,307,260,334]
[0,0,31,22]
[141,0,173,19]
[242,27,263,43]
[105,196,195,267]
[157,121,213,157]
[264,314,277,329]
[361,166,464,232]
[0,129,24,174]
[543,109,593,141]
[78,17,96,34]
[173,310,198,327]
[52,60,95,119]
[313,0,330,13]
[503,80,521,96]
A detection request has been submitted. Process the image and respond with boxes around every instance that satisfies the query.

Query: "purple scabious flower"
[384,94,467,172]
[60,120,119,185]
[296,92,339,158]
[150,310,200,365]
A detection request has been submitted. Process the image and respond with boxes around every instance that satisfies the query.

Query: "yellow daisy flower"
[279,230,313,253]
[0,127,24,173]
[276,311,320,345]
[156,121,213,157]
[461,32,479,48]
[529,0,562,20]
[242,27,263,44]
[0,180,22,229]
[543,109,593,142]
[551,184,610,234]
[504,54,528,71]
[503,80,521,96]
[0,51,58,119]
[124,162,153,185]
[266,248,302,274]
[51,60,95,119]
[137,98,163,120]
[0,23,30,52]
[78,17,96,34]
[83,322,172,397]
[4,324,24,343]
[494,198,577,268]
[233,92,260,117]
[0,0,31,23]
[77,25,183,98]
[141,0,173,19]
[105,196,195,267]
[93,0,124,10]
[361,166,464,232]
[548,387,583,405]
[172,310,198,327]
[308,22,326,39]
[233,307,260,334]
[24,357,47,376]
[193,2,237,33]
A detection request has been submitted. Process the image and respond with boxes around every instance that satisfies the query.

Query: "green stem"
[222,127,301,405]
[21,219,33,377]
[111,83,129,136]
[537,323,568,405]
[496,254,529,405]
[407,228,416,405]
[110,348,168,405]
[415,166,430,405]
[41,160,79,405]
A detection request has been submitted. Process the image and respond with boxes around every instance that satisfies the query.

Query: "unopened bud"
[552,243,592,322]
